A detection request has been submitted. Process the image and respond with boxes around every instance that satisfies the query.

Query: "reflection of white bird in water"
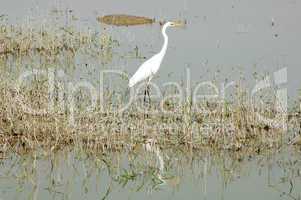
[143,139,180,187]
[144,139,166,184]
[128,21,182,103]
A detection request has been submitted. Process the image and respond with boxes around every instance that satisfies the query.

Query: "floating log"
[97,14,155,26]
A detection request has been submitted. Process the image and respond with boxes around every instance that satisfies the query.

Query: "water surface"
[0,1,300,199]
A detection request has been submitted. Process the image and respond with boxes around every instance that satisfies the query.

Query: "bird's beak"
[174,20,186,28]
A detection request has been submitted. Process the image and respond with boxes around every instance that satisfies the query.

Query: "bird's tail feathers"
[128,77,136,88]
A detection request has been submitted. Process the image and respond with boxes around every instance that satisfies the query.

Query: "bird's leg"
[146,76,153,107]
[146,84,151,106]
[144,87,147,105]
[143,83,149,118]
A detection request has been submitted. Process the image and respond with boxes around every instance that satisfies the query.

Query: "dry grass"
[0,20,117,65]
[0,15,297,157]
[0,77,292,156]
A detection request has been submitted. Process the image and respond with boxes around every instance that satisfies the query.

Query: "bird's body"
[128,53,163,87]
[128,22,179,88]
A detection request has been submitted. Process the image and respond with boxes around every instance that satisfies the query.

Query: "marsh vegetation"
[0,6,301,200]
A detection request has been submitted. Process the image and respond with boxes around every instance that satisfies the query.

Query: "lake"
[0,0,300,199]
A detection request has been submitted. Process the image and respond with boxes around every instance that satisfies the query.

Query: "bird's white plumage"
[128,22,177,88]
[128,53,163,87]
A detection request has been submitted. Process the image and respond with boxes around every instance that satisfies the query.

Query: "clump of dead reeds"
[0,19,117,65]
[0,14,295,156]
[0,76,291,156]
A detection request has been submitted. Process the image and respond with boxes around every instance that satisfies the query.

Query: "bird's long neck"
[159,24,169,56]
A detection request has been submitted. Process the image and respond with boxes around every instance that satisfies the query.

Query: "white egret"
[128,21,182,103]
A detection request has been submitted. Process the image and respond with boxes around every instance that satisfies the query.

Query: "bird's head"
[166,21,185,28]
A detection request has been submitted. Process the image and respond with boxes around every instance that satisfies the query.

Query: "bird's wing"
[129,54,162,87]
